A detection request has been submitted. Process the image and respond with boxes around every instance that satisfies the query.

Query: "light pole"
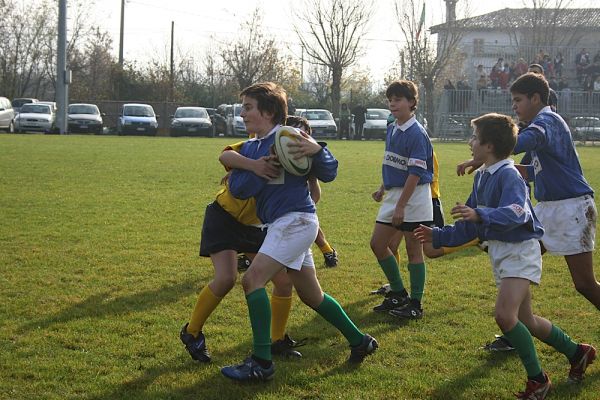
[56,0,69,134]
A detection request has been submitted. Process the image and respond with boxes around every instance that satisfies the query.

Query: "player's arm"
[513,123,548,154]
[308,176,321,203]
[219,149,280,180]
[372,184,385,202]
[392,174,419,227]
[308,143,338,183]
[228,168,267,200]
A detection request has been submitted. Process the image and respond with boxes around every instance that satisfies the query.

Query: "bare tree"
[294,0,373,117]
[501,0,588,52]
[395,0,466,134]
[221,8,282,90]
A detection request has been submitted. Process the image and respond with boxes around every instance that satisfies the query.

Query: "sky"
[86,0,595,85]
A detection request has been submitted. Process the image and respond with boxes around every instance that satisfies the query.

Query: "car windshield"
[175,108,207,118]
[20,104,50,114]
[234,105,242,116]
[12,99,34,108]
[303,111,333,121]
[124,105,154,117]
[366,110,389,120]
[69,105,98,115]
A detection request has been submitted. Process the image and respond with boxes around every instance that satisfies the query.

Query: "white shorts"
[487,239,542,287]
[535,195,597,256]
[258,212,318,270]
[376,184,433,223]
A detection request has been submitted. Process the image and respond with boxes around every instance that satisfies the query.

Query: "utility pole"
[56,0,69,134]
[119,0,125,66]
[170,21,174,102]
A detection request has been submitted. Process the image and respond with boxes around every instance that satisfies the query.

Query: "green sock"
[378,255,405,292]
[246,288,271,361]
[503,321,542,378]
[315,293,364,347]
[408,262,426,302]
[541,324,578,360]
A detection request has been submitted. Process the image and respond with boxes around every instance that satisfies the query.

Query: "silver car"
[14,103,56,133]
[0,97,15,132]
[68,103,103,134]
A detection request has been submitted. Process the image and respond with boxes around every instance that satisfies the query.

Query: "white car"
[117,103,158,135]
[300,109,337,138]
[226,103,246,137]
[361,108,390,140]
[14,103,56,133]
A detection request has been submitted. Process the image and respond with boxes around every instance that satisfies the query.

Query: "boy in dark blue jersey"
[459,73,600,354]
[219,82,377,382]
[418,113,595,400]
[370,80,433,320]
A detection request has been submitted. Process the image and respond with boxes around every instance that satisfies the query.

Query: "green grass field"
[1,134,599,400]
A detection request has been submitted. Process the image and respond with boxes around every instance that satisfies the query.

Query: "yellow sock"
[187,285,223,337]
[271,294,292,341]
[442,238,480,255]
[393,249,400,264]
[318,241,334,254]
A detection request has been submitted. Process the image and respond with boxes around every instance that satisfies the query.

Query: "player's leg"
[565,252,600,310]
[370,231,402,295]
[496,278,551,397]
[270,269,305,358]
[287,265,378,363]
[389,228,425,319]
[370,222,409,312]
[314,226,338,267]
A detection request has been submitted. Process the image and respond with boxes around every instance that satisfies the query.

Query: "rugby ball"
[274,126,312,176]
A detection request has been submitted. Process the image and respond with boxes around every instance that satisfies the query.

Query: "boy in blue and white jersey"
[219,82,377,383]
[417,113,595,400]
[459,72,599,354]
[370,80,434,320]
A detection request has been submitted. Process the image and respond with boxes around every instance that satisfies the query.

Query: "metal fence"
[434,88,600,140]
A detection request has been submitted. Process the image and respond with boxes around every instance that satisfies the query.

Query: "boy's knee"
[494,311,517,332]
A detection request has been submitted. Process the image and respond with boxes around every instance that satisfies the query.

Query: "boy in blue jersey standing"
[219,82,377,382]
[370,80,433,320]
[417,113,595,400]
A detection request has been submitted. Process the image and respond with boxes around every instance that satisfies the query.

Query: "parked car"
[0,96,15,132]
[12,98,38,114]
[360,108,389,140]
[117,103,158,135]
[170,106,214,137]
[13,103,56,133]
[67,103,104,134]
[300,109,337,138]
[209,106,227,136]
[226,103,246,137]
[570,116,600,142]
[38,101,57,113]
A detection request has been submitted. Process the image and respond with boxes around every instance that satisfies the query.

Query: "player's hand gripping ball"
[274,126,313,176]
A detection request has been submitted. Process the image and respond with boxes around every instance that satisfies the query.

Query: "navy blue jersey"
[514,106,593,201]
[382,116,433,189]
[432,160,543,248]
[228,126,338,223]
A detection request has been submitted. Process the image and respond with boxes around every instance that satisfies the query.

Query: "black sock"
[251,354,273,369]
[529,371,547,384]
[409,298,421,309]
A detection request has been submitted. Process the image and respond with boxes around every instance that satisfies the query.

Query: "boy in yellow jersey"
[180,141,303,363]
[286,115,338,267]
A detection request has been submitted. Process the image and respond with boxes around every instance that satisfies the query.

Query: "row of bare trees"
[1,0,578,133]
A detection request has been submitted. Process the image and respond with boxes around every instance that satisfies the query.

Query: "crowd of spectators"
[443,47,600,113]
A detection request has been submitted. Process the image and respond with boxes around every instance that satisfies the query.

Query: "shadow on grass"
[547,369,600,399]
[19,280,197,333]
[428,351,513,399]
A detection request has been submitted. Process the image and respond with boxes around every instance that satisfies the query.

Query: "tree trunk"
[331,65,342,118]
[423,77,436,135]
